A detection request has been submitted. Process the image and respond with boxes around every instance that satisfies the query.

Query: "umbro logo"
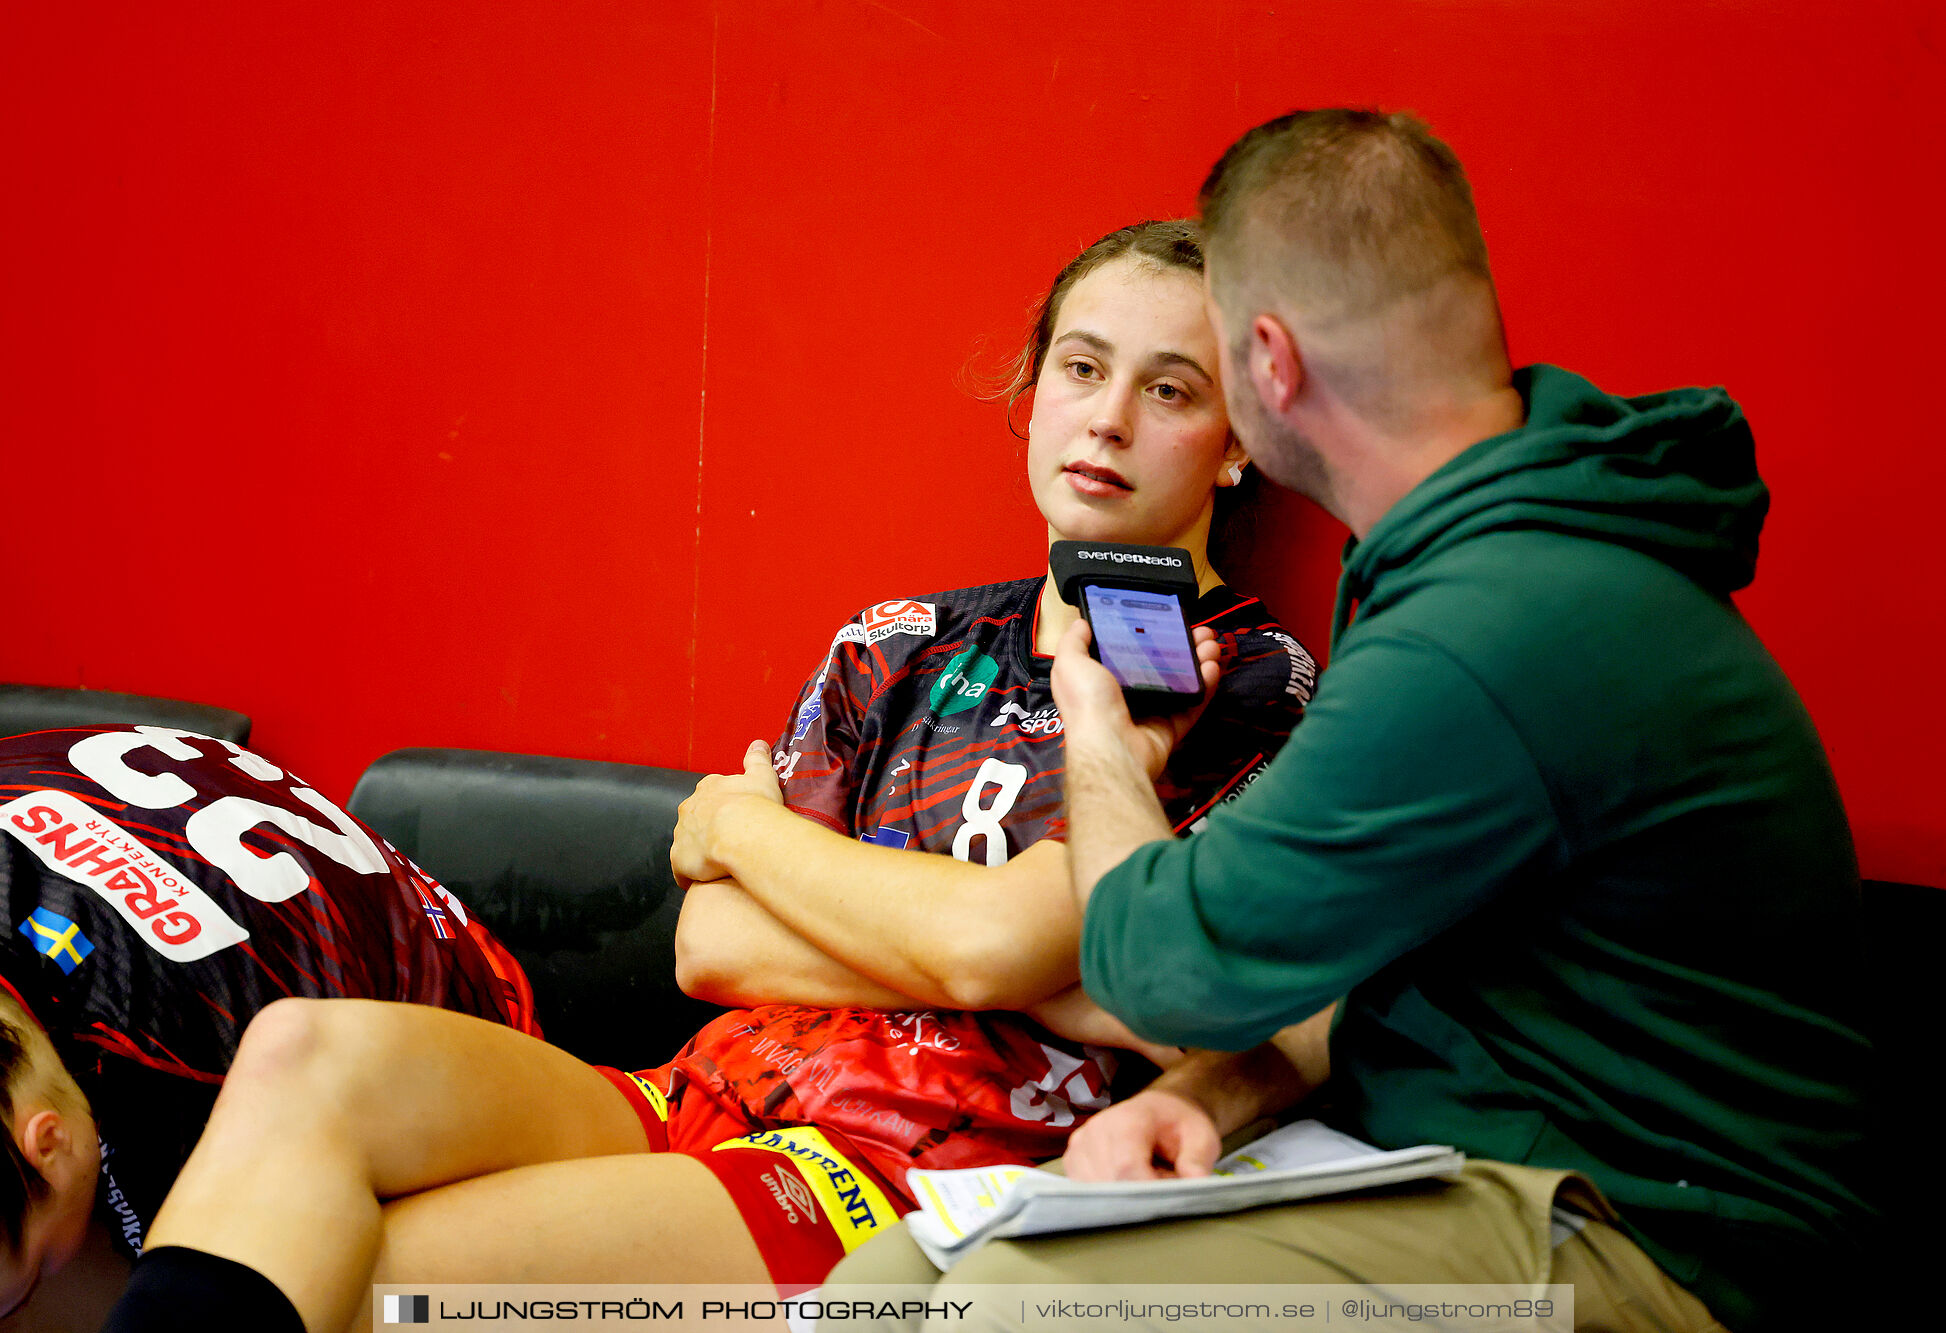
[760,1169,819,1224]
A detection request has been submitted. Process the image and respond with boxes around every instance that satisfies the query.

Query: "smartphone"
[1083,584,1203,699]
[1048,541,1205,715]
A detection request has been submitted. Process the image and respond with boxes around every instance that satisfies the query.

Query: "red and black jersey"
[776,579,1314,853]
[661,578,1314,1197]
[0,725,538,1255]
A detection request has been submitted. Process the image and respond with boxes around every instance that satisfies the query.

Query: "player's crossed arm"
[672,742,1084,1013]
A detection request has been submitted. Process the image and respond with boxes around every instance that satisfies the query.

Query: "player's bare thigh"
[351,1154,769,1332]
[149,998,654,1333]
[168,997,649,1201]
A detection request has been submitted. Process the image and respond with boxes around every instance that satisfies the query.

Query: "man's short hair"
[1198,109,1492,321]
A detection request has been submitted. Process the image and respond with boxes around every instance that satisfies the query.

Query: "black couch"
[1860,877,1936,1279]
[0,683,250,744]
[346,747,726,1068]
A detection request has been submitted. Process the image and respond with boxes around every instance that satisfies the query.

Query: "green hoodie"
[1081,366,1873,1331]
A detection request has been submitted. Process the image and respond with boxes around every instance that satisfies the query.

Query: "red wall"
[4,1,1940,885]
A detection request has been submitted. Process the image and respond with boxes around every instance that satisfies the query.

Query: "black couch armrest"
[1862,878,1939,1280]
[0,683,250,744]
[348,747,726,1067]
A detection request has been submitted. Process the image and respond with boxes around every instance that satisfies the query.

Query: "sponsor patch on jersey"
[410,864,469,928]
[2,790,250,962]
[860,599,936,645]
[19,906,94,975]
[1265,630,1319,703]
[758,1168,820,1225]
[100,1143,144,1252]
[859,825,911,849]
[1186,756,1273,834]
[929,647,997,717]
[793,621,871,742]
[792,693,825,743]
[415,886,452,940]
[714,1126,895,1252]
[990,700,1063,736]
[1228,757,1271,800]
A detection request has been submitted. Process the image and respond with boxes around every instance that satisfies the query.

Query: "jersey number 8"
[950,758,1028,868]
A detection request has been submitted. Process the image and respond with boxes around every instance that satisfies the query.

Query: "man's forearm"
[1145,1008,1336,1136]
[1061,725,1175,913]
[1266,1002,1335,1100]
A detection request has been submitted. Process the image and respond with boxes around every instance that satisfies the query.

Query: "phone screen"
[1083,585,1200,694]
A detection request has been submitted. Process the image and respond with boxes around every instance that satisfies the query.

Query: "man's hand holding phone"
[1048,540,1210,716]
[1051,617,1221,781]
[1048,539,1223,913]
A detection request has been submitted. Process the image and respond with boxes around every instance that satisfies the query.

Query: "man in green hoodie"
[831,111,1874,1332]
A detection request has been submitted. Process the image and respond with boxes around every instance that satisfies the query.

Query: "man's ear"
[1248,314,1303,416]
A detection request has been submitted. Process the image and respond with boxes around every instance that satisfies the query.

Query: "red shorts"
[593,1066,906,1292]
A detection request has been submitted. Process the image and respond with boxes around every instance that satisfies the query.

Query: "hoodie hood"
[1332,365,1769,645]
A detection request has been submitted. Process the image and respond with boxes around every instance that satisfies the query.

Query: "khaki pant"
[825,1161,1728,1332]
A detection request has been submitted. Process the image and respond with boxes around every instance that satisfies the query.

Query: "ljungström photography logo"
[383,1294,430,1324]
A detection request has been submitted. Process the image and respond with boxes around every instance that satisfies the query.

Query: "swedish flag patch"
[20,907,94,975]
